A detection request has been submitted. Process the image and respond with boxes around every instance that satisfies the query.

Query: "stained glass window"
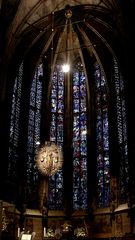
[8,62,23,182]
[48,64,64,210]
[95,63,110,207]
[72,64,88,210]
[114,58,129,203]
[26,64,43,200]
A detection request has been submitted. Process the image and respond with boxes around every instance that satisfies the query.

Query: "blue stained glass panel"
[114,58,129,203]
[72,66,88,210]
[73,99,80,113]
[48,65,64,210]
[8,62,23,181]
[95,63,110,207]
[26,64,43,199]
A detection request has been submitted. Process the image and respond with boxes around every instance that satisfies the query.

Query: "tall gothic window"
[114,58,129,203]
[95,63,110,208]
[48,62,88,211]
[72,64,88,210]
[8,62,23,183]
[26,64,43,202]
[48,64,64,210]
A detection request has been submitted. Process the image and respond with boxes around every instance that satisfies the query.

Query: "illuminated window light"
[62,64,70,73]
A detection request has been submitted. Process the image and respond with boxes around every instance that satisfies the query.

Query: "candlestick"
[17,227,20,238]
[44,227,46,237]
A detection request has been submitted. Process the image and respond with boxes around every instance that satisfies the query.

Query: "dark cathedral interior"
[0,0,135,239]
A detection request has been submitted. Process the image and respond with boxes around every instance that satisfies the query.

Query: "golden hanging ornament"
[36,142,63,176]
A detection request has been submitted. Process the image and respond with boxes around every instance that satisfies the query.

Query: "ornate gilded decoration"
[36,142,63,176]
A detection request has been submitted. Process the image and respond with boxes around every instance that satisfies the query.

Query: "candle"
[44,227,46,237]
[17,227,20,238]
